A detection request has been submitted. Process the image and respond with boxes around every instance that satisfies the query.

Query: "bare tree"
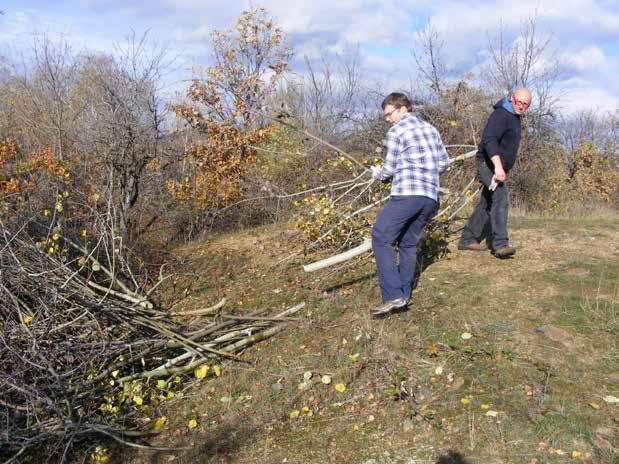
[280,49,366,138]
[74,32,170,241]
[5,35,82,158]
[412,21,447,98]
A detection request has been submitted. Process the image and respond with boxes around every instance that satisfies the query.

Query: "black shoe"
[370,298,407,317]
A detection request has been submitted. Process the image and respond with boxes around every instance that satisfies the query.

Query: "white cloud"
[561,46,609,72]
[559,77,619,114]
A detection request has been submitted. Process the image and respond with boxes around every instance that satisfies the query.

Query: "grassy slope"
[128,214,618,464]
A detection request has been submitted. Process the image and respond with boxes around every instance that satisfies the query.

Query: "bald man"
[458,88,532,258]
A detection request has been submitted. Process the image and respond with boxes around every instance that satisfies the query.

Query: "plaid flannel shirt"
[375,113,450,201]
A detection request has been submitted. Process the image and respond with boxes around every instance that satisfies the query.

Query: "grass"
[124,213,618,464]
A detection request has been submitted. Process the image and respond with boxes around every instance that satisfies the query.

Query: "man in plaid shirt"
[370,92,450,316]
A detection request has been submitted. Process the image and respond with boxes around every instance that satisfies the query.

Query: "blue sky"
[1,0,618,115]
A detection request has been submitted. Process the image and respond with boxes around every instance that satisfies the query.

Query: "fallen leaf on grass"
[426,343,439,357]
[334,383,346,393]
[588,402,600,410]
[460,397,471,405]
[536,442,549,452]
[23,315,33,324]
[571,451,582,458]
[153,417,167,431]
[194,364,209,379]
[290,410,300,419]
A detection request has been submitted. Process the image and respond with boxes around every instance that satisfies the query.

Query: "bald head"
[510,87,532,115]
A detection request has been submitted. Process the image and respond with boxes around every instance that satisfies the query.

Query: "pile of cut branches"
[0,221,303,462]
[248,114,481,272]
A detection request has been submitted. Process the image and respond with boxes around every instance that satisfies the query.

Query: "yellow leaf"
[353,424,360,431]
[194,364,209,379]
[153,416,167,430]
[290,410,300,419]
[23,315,33,324]
[481,403,490,410]
[133,396,143,406]
[426,343,439,356]
[213,365,221,377]
[589,402,600,410]
[188,419,198,429]
[571,451,582,458]
[334,383,346,393]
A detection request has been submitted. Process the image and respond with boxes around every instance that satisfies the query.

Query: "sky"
[0,0,618,116]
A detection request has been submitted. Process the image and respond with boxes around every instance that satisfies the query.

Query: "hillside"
[126,213,618,464]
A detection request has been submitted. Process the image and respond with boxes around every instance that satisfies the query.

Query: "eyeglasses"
[512,97,530,108]
[384,107,400,119]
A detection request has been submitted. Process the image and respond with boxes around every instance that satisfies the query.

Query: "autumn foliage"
[0,138,70,205]
[168,7,291,211]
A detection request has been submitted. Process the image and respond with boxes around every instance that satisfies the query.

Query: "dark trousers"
[459,160,509,250]
[371,195,437,302]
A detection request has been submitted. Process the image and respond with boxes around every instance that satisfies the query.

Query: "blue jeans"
[459,160,509,250]
[371,195,438,302]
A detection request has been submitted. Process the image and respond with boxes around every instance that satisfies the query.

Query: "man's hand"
[490,155,507,182]
[370,165,382,179]
[494,166,506,182]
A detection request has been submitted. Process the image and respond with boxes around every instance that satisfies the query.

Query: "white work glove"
[489,176,498,191]
[370,165,382,179]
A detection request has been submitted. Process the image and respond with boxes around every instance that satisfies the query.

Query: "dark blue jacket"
[476,99,522,172]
